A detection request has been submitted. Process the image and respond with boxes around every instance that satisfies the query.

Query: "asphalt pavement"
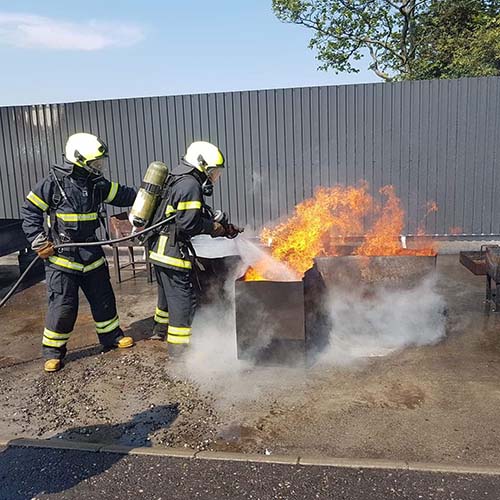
[1,445,499,500]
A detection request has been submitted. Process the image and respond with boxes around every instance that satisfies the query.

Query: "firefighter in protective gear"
[149,141,242,351]
[21,133,137,373]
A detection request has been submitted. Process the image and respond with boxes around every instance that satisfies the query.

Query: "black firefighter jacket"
[149,167,215,272]
[21,165,137,274]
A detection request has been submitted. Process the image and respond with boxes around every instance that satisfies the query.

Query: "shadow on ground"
[0,405,179,500]
[56,404,179,446]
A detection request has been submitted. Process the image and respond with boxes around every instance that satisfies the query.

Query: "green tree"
[272,0,500,81]
[412,1,500,79]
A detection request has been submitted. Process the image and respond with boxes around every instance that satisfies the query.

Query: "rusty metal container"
[312,255,437,290]
[235,254,437,364]
[235,277,306,364]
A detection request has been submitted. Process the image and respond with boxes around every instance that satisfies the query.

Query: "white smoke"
[234,238,299,281]
[172,236,302,404]
[174,236,447,405]
[316,273,447,366]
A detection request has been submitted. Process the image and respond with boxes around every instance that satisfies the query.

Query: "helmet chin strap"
[83,163,103,177]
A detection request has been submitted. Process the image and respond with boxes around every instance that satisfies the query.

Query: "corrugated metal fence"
[1,77,500,234]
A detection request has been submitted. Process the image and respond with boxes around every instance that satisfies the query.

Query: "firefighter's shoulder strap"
[47,167,71,241]
[144,174,178,245]
[150,174,178,227]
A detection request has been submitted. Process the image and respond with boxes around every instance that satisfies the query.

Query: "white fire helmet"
[64,133,108,175]
[184,141,225,183]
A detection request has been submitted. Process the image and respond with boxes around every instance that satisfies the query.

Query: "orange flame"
[356,186,404,256]
[244,183,436,281]
[260,184,372,275]
[243,267,266,281]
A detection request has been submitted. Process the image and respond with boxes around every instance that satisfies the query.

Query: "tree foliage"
[272,0,500,81]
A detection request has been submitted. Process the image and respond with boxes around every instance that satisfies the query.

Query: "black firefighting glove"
[211,222,227,237]
[225,223,244,239]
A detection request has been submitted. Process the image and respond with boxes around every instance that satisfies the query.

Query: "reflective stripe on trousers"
[167,325,192,345]
[154,307,169,325]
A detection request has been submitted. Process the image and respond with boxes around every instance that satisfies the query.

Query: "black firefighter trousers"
[153,266,197,345]
[43,265,123,360]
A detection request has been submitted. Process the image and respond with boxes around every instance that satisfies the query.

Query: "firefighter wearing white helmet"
[148,141,243,352]
[21,132,138,373]
[64,132,109,176]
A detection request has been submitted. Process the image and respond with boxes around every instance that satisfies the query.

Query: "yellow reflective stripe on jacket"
[27,191,49,211]
[56,212,98,222]
[165,205,176,216]
[48,256,106,273]
[104,182,119,203]
[96,315,119,334]
[83,257,106,272]
[158,235,168,255]
[149,251,192,269]
[43,328,71,340]
[168,326,192,336]
[177,201,202,210]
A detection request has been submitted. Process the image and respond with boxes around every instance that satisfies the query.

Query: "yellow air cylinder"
[129,161,169,227]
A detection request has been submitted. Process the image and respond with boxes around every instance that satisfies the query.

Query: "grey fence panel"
[491,81,500,234]
[1,77,500,235]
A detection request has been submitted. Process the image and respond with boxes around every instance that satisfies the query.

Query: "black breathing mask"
[201,178,214,196]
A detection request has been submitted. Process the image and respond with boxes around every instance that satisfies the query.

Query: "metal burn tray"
[235,254,437,365]
[234,278,306,364]
[459,250,488,276]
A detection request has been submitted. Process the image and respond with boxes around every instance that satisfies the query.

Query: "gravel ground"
[2,255,500,467]
[0,345,221,450]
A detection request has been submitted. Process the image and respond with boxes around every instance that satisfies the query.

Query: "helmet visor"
[87,156,108,174]
[207,166,223,183]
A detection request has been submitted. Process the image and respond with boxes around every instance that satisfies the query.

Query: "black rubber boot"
[150,323,167,341]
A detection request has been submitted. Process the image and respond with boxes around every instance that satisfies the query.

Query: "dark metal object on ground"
[0,219,44,301]
[0,219,29,257]
[459,246,500,311]
[485,246,500,311]
[235,255,437,364]
[313,255,437,289]
[459,251,487,275]
[235,278,306,364]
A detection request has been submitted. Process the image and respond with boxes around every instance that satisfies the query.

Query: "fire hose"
[0,215,176,309]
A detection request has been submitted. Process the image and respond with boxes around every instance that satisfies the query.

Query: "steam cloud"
[316,274,447,366]
[175,236,447,405]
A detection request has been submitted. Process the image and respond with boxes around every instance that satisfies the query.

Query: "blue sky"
[0,0,378,106]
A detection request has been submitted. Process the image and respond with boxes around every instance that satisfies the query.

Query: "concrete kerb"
[101,444,196,458]
[299,456,409,470]
[196,451,299,465]
[8,438,101,453]
[3,437,500,476]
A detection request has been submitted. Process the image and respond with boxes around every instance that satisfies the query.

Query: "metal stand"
[109,213,153,284]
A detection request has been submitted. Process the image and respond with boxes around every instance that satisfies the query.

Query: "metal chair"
[108,212,153,284]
